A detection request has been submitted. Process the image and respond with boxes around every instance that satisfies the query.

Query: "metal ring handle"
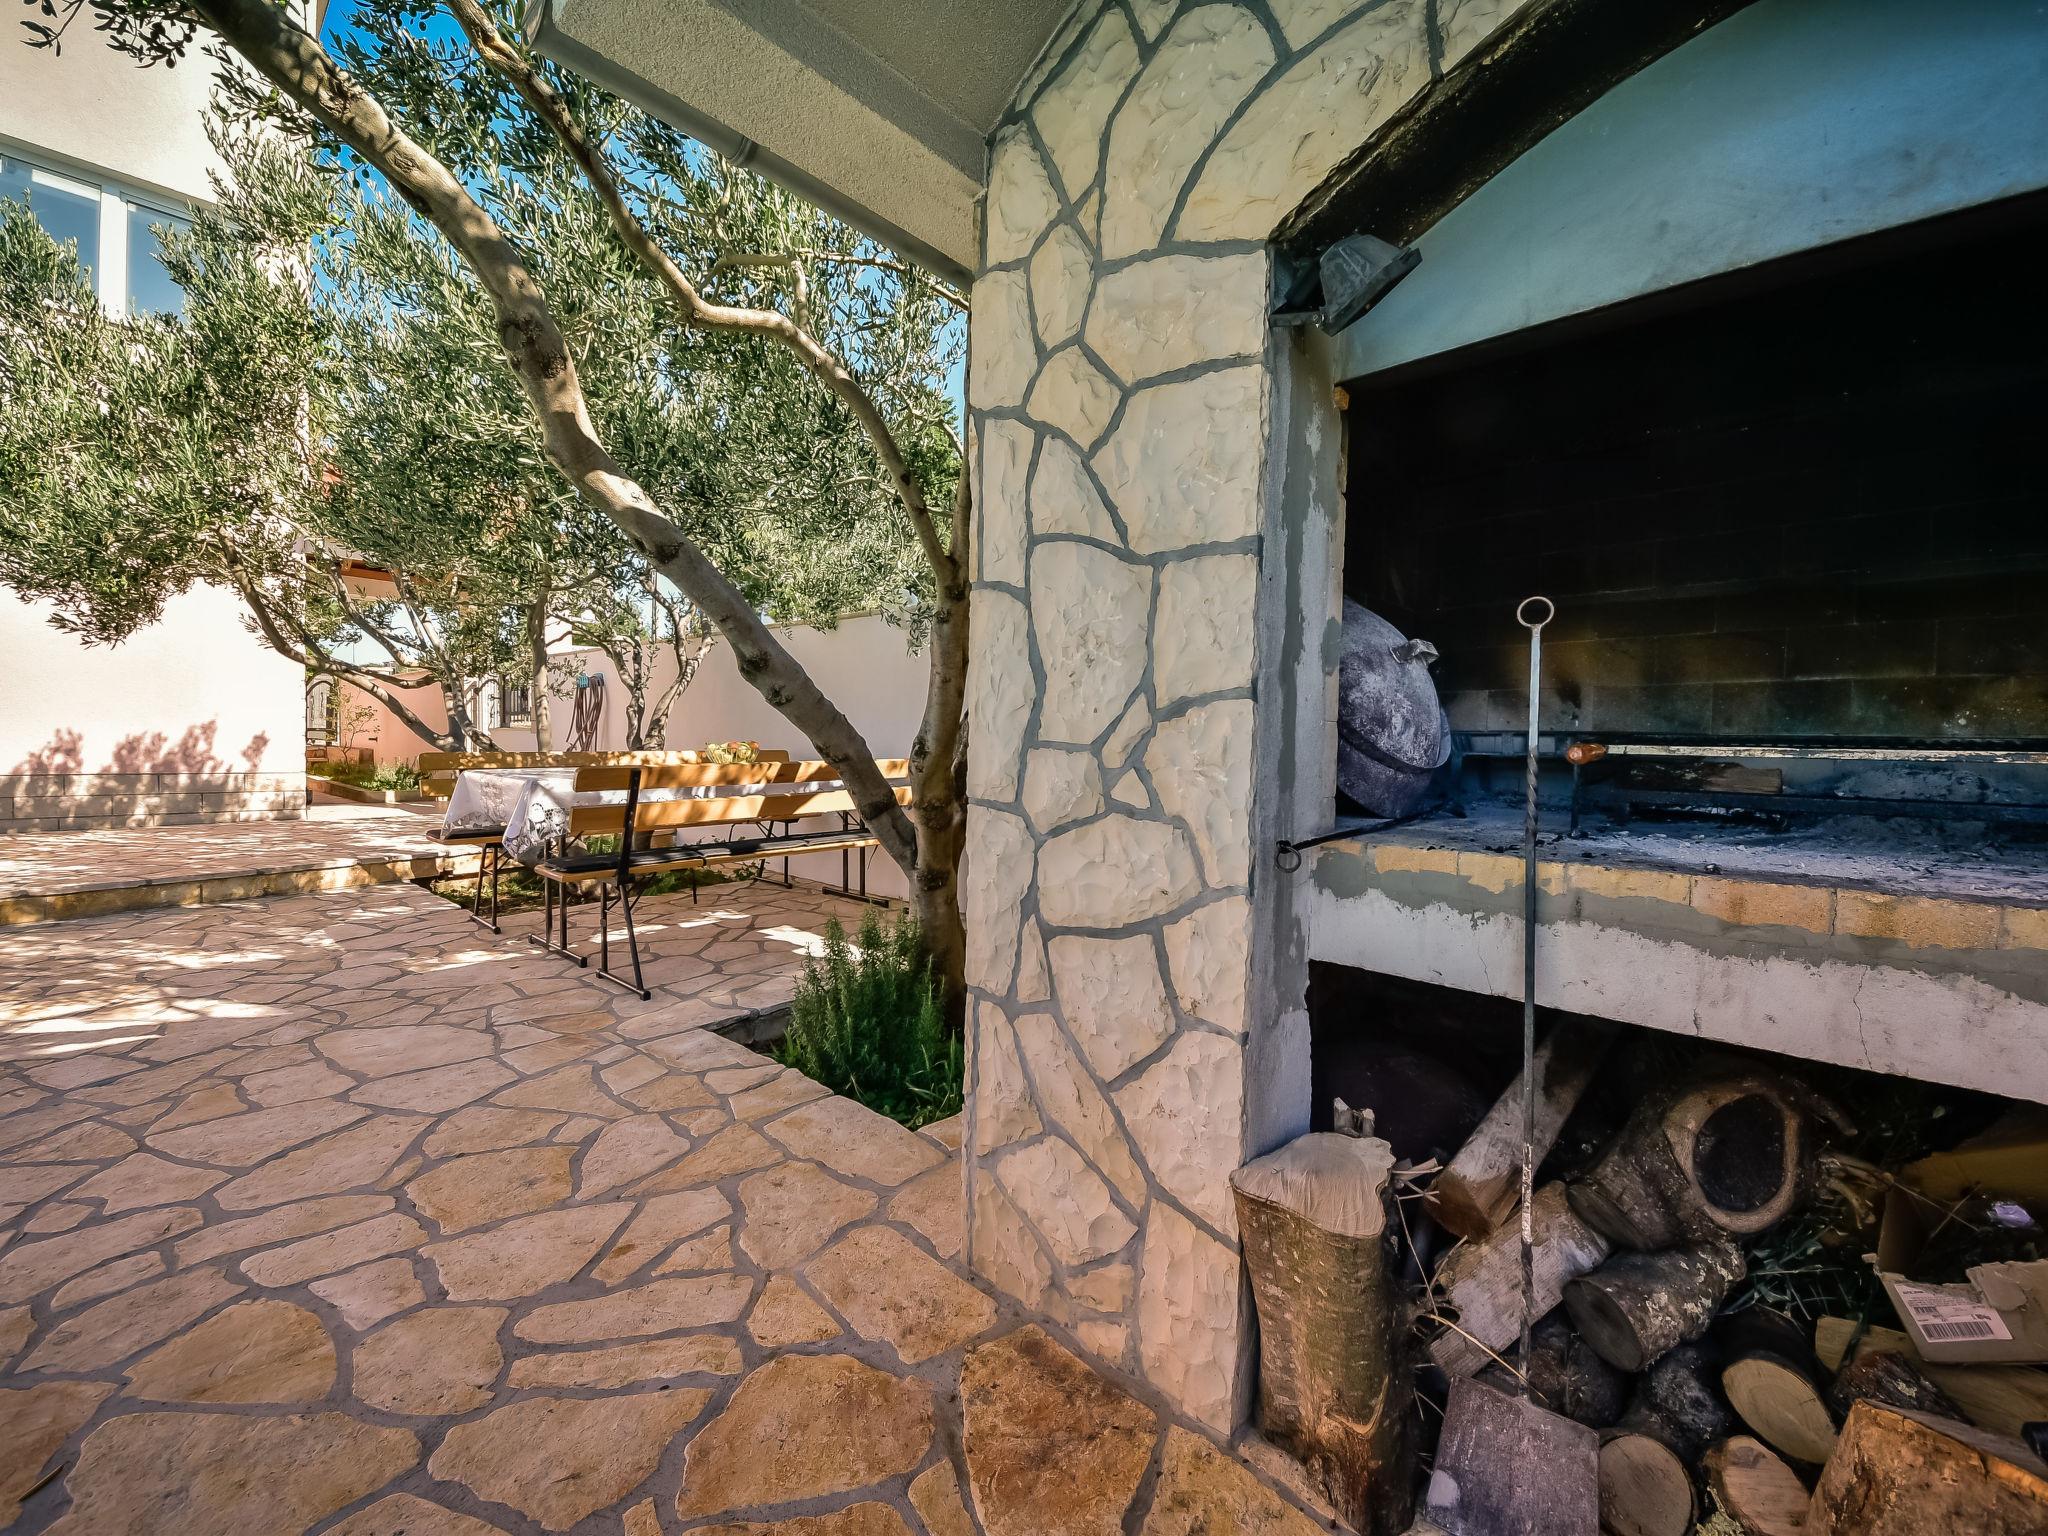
[1516,595,1555,631]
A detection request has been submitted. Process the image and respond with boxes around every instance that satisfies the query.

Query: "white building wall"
[0,587,306,829]
[0,23,229,203]
[0,25,307,829]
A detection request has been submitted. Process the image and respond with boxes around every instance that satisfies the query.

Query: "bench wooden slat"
[419,749,800,799]
[528,747,911,998]
[545,832,886,884]
[416,748,791,772]
[568,783,911,837]
[572,758,911,793]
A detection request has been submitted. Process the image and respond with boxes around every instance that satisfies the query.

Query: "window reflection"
[127,202,190,317]
[0,155,101,289]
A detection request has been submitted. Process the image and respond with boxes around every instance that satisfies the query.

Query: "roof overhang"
[525,0,1074,287]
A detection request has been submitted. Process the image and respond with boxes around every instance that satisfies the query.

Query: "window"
[497,679,533,728]
[0,156,98,287]
[0,149,191,317]
[126,201,191,317]
[305,679,338,746]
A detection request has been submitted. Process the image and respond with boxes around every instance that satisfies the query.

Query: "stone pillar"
[961,0,1533,1429]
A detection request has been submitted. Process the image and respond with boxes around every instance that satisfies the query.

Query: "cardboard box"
[1880,1260,2048,1364]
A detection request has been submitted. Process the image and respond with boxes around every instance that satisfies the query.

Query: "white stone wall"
[962,0,1533,1429]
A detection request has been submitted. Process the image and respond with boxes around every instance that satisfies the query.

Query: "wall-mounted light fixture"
[1273,233,1420,334]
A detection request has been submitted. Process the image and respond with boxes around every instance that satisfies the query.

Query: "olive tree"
[13,0,974,1008]
[0,136,508,751]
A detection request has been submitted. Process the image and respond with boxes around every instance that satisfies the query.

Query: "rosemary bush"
[776,909,962,1129]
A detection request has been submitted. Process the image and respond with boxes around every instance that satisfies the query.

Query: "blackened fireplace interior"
[1339,192,2048,839]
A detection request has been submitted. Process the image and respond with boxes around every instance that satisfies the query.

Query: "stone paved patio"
[1,803,471,927]
[0,882,1330,1534]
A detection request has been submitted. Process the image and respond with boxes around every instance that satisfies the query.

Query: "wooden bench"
[416,749,790,933]
[530,758,911,998]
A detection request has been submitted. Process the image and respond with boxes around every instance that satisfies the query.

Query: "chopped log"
[1625,1342,1737,1461]
[1598,1344,1732,1536]
[1566,1241,1746,1373]
[1479,1312,1628,1428]
[1813,1315,2048,1438]
[1430,1182,1612,1378]
[1568,1073,1839,1250]
[1231,1132,1414,1536]
[1427,1019,1616,1241]
[1806,1401,2048,1535]
[1598,1434,1693,1536]
[1718,1306,1838,1466]
[1829,1348,1967,1422]
[1703,1436,1808,1536]
[1425,1377,1601,1536]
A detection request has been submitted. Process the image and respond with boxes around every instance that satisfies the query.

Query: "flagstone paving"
[0,881,1329,1534]
[0,802,470,926]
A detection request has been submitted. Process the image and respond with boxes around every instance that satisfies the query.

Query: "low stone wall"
[0,772,307,832]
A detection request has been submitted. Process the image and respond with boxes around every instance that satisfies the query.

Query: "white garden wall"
[0,585,306,829]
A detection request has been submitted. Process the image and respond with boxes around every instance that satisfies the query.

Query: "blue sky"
[317,0,365,49]
[315,0,966,403]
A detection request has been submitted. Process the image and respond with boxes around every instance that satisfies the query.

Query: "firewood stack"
[1400,1041,2048,1536]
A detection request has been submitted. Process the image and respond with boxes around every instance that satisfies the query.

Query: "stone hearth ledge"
[1307,824,2048,1102]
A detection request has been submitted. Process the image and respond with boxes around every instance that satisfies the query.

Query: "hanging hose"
[567,672,605,751]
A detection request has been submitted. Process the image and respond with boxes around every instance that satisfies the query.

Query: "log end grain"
[1598,1432,1695,1536]
[1703,1435,1808,1536]
[1231,1132,1397,1240]
[1723,1356,1838,1465]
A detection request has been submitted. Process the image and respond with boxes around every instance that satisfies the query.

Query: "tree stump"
[1430,1181,1611,1378]
[1703,1436,1808,1536]
[1478,1312,1627,1428]
[1806,1402,2048,1535]
[1566,1241,1746,1372]
[1598,1343,1734,1536]
[1718,1306,1838,1466]
[1568,1074,1840,1250]
[1427,1020,1615,1241]
[1232,1132,1414,1536]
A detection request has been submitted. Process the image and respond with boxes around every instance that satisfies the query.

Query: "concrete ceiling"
[527,0,1075,285]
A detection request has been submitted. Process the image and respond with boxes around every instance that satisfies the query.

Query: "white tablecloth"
[443,766,771,866]
[442,768,581,865]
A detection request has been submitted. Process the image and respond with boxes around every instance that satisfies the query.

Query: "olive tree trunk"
[526,599,552,753]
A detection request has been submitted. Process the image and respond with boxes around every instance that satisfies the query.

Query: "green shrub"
[370,761,423,792]
[307,759,424,792]
[775,909,962,1129]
